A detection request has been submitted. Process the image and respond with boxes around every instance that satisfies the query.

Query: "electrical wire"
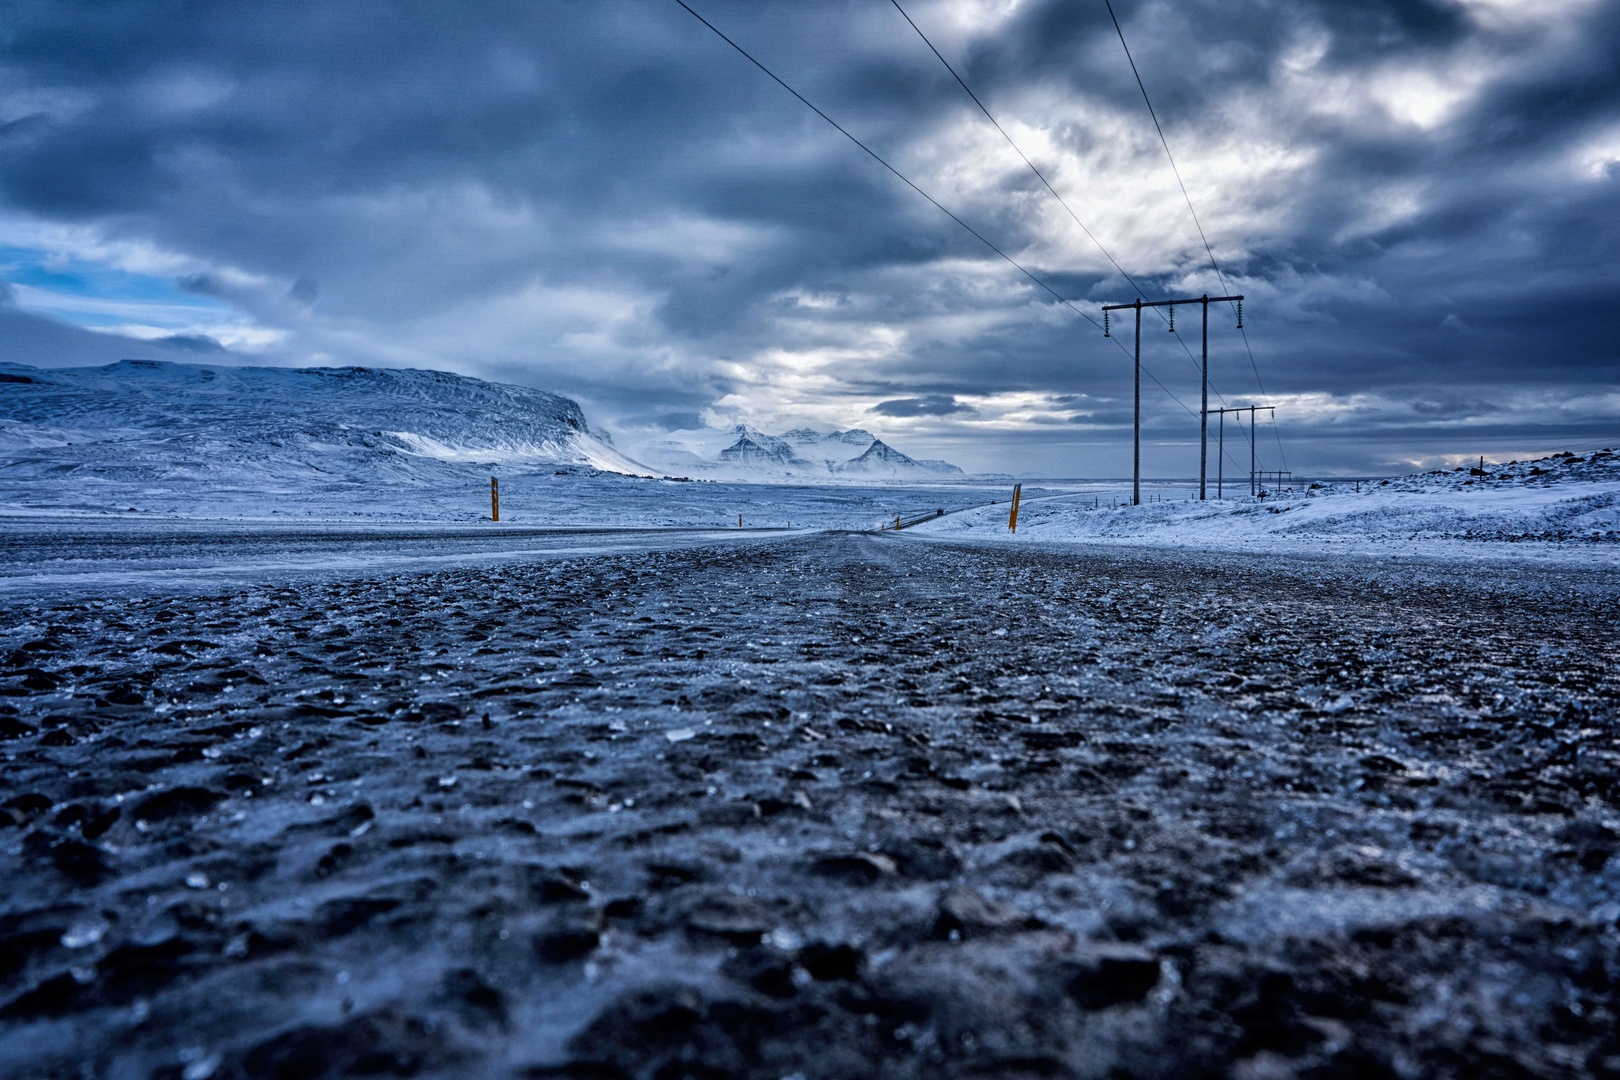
[889,1,1135,303]
[1210,411,1257,479]
[1103,1,1226,305]
[675,0,1121,343]
[1141,364,1199,421]
[675,2,1196,449]
[889,0,1242,413]
[1103,0,1289,470]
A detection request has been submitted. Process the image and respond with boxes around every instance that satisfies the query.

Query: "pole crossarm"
[1102,294,1242,311]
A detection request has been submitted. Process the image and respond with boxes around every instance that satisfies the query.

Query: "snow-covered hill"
[0,359,649,517]
[634,423,963,481]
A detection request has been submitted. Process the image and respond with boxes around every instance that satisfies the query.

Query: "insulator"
[1104,311,1109,337]
[1168,305,1175,332]
[1236,300,1243,329]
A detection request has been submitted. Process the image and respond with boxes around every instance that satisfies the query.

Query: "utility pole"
[1104,293,1242,505]
[1133,301,1140,506]
[1209,405,1273,496]
[1200,296,1208,501]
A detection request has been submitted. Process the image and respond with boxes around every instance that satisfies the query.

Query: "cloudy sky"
[1,0,1617,476]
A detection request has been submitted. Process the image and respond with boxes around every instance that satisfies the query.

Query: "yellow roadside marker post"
[491,477,499,522]
[1008,483,1022,532]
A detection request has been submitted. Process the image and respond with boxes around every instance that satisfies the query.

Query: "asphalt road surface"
[2,531,1618,1079]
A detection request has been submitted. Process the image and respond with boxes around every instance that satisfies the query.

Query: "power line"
[889,1,1135,302]
[1142,364,1198,421]
[889,0,1241,409]
[1103,0,1289,471]
[674,2,1194,443]
[1103,1,1227,303]
[674,0,1114,339]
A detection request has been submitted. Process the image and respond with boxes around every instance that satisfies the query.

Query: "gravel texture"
[3,531,1619,1079]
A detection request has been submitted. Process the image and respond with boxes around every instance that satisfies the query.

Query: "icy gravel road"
[3,533,1619,1079]
[0,521,794,597]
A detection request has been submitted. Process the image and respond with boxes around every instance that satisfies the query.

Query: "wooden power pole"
[1210,405,1273,496]
[1104,293,1242,504]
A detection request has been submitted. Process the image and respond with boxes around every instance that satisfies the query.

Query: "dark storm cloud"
[0,306,228,366]
[870,393,976,417]
[0,0,1615,474]
[152,332,224,352]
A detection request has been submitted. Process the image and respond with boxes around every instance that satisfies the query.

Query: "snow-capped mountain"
[634,423,963,480]
[0,359,649,517]
[717,432,813,470]
[831,438,964,478]
[779,428,881,465]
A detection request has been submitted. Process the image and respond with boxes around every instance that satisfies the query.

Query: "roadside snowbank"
[908,450,1620,561]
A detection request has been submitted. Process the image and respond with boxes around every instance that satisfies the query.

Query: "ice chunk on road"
[61,916,109,949]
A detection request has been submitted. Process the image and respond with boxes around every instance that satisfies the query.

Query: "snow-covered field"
[913,449,1620,564]
[8,359,1613,567]
[0,471,1012,532]
[0,359,1043,533]
[0,361,980,522]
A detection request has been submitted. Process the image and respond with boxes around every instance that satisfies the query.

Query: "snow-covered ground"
[0,470,1028,537]
[0,360,997,524]
[911,450,1620,564]
[15,358,1612,569]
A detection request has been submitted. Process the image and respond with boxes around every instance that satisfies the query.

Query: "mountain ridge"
[0,359,657,517]
[830,438,964,478]
[0,358,646,470]
[633,423,964,480]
